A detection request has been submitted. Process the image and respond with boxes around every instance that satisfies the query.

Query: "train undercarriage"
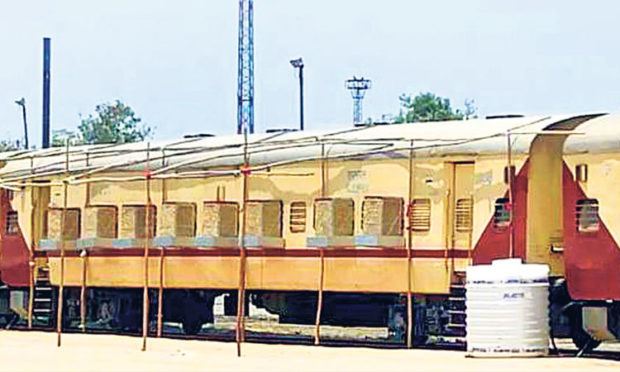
[3,278,619,351]
[3,281,467,345]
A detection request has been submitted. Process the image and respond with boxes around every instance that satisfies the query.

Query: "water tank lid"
[466,258,549,284]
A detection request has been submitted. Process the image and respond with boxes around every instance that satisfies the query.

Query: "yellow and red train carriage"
[0,113,619,349]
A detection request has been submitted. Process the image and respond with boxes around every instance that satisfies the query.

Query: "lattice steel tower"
[237,0,255,134]
[345,76,372,124]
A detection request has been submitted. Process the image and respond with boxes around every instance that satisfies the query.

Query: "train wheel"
[182,317,203,336]
[570,310,601,352]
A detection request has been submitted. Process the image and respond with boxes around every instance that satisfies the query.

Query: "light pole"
[15,98,29,149]
[290,58,304,131]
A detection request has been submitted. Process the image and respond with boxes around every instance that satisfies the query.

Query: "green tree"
[395,92,477,123]
[51,129,81,147]
[78,100,152,144]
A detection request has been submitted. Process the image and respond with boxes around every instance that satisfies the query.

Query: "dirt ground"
[0,331,618,372]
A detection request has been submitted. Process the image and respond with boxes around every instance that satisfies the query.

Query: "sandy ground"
[0,331,619,372]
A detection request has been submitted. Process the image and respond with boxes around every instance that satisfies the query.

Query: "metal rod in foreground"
[57,141,70,346]
[142,144,152,351]
[406,140,415,349]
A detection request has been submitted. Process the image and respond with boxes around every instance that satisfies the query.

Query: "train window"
[5,211,19,235]
[161,202,196,238]
[202,202,239,237]
[408,199,431,232]
[289,201,307,233]
[455,198,473,232]
[504,166,516,184]
[85,206,118,239]
[246,200,283,237]
[493,198,511,229]
[576,199,599,233]
[362,197,404,236]
[314,198,354,236]
[575,164,588,183]
[48,208,81,240]
[120,205,156,239]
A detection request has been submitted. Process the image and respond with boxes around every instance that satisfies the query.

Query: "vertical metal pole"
[157,151,165,338]
[406,140,414,348]
[443,191,450,272]
[314,249,325,345]
[157,248,164,337]
[314,143,326,345]
[80,152,90,332]
[449,165,456,275]
[157,149,168,337]
[299,66,304,131]
[27,159,34,328]
[57,140,69,346]
[506,131,514,258]
[236,129,250,357]
[42,38,51,149]
[79,249,87,332]
[141,144,152,351]
[28,258,34,329]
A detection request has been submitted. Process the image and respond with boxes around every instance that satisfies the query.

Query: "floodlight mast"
[237,0,255,135]
[289,58,304,131]
[15,98,29,149]
[345,76,372,124]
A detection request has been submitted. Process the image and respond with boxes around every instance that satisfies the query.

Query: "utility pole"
[345,76,372,124]
[15,98,29,149]
[290,58,304,131]
[237,0,255,135]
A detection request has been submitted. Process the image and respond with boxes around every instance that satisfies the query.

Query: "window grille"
[5,211,19,235]
[493,198,511,229]
[455,198,473,232]
[576,199,599,233]
[408,199,431,232]
[289,201,307,233]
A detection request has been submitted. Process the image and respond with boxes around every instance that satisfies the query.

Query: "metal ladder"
[32,266,55,328]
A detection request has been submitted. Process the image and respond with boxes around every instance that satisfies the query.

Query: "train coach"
[0,113,618,350]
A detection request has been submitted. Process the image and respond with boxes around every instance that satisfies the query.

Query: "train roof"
[564,113,620,154]
[0,113,609,183]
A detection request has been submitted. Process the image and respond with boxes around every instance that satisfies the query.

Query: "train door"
[31,183,50,250]
[447,162,474,273]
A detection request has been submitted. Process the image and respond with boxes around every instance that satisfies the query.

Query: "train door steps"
[445,271,466,338]
[33,267,55,328]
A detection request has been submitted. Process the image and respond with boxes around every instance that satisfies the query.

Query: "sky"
[1,0,620,145]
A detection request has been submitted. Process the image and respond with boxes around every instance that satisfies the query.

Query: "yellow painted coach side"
[40,152,523,295]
